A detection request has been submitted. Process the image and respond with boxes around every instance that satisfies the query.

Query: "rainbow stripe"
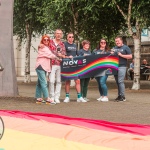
[61,56,118,78]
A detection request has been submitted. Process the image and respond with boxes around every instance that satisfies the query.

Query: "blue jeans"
[95,75,108,96]
[114,67,127,96]
[35,69,49,99]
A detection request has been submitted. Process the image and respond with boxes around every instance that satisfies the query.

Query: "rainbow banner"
[0,110,150,150]
[61,54,119,81]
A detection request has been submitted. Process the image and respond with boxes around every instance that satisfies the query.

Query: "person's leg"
[35,73,42,99]
[80,78,85,97]
[99,75,108,96]
[131,71,134,80]
[65,80,70,93]
[75,79,80,93]
[35,69,48,99]
[75,79,87,102]
[114,74,120,97]
[65,80,71,94]
[49,65,56,100]
[129,70,133,80]
[99,75,109,102]
[82,78,90,98]
[118,67,126,96]
[75,79,82,98]
[63,80,71,102]
[148,75,150,81]
[55,66,61,101]
[95,77,103,96]
[35,69,56,105]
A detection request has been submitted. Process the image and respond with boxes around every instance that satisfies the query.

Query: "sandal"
[36,98,45,104]
[46,98,56,105]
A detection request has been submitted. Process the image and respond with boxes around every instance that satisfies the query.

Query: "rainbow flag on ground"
[0,110,150,150]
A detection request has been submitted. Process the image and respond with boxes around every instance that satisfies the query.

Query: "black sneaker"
[117,96,126,102]
[115,95,121,101]
[122,96,126,101]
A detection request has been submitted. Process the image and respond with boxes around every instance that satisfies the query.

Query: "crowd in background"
[128,58,150,80]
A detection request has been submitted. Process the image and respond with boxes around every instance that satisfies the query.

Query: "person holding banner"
[112,36,132,102]
[78,40,91,101]
[92,38,110,102]
[63,33,87,103]
[35,35,60,105]
[48,29,66,104]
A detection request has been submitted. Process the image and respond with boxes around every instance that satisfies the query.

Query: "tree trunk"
[131,38,141,90]
[0,0,18,96]
[24,23,32,83]
[71,3,80,50]
[15,36,22,76]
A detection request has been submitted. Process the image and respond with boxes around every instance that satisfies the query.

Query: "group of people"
[128,59,150,80]
[35,29,132,105]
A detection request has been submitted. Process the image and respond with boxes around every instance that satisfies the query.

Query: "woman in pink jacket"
[35,35,59,104]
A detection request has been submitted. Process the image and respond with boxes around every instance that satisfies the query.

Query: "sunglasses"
[43,38,49,41]
[68,36,74,38]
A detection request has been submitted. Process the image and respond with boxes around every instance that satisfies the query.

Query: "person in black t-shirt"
[78,40,91,101]
[63,33,87,103]
[112,36,132,102]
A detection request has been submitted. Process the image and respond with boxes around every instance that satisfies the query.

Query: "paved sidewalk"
[0,77,150,125]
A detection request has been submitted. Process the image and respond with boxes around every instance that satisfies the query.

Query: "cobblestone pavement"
[0,77,150,125]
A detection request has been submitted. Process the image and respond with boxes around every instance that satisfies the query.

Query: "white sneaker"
[55,99,60,103]
[63,97,70,103]
[97,96,103,101]
[83,97,90,101]
[101,97,109,102]
[77,97,87,102]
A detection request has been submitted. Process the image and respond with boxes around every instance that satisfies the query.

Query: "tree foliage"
[13,0,150,85]
[103,0,150,36]
[43,0,124,49]
[13,0,50,82]
[13,0,48,39]
[103,0,150,90]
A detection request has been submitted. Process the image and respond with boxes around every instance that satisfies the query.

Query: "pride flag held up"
[61,54,119,81]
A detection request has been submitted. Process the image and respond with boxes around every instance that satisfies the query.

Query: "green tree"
[13,0,48,82]
[45,0,124,49]
[104,0,150,89]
